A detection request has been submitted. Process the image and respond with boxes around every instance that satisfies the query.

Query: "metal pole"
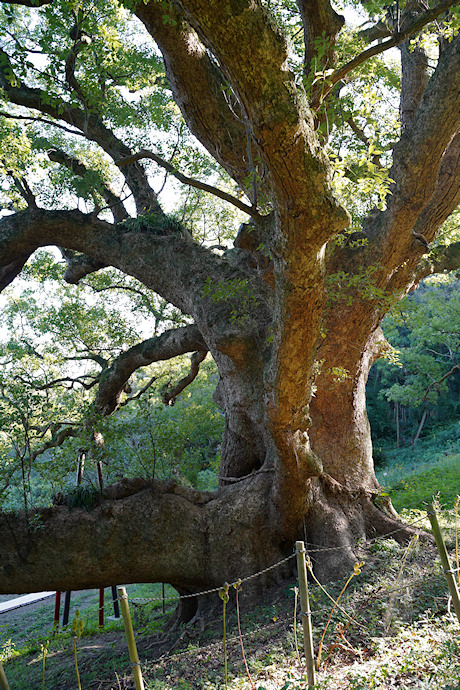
[118,587,145,690]
[0,661,10,690]
[427,503,460,623]
[295,541,315,688]
[99,588,104,628]
[112,585,120,618]
[54,591,61,627]
[62,590,72,627]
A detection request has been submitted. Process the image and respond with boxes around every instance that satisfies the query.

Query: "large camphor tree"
[0,0,459,608]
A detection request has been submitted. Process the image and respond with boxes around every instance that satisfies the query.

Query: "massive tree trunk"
[0,0,459,610]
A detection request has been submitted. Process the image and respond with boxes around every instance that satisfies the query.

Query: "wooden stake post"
[427,503,460,624]
[0,661,10,690]
[295,541,316,688]
[118,587,145,690]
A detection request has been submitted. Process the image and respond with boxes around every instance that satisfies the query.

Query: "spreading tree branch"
[0,48,158,214]
[29,424,81,465]
[423,363,460,401]
[117,149,259,218]
[95,324,208,415]
[0,254,29,290]
[310,0,458,109]
[0,207,270,331]
[379,31,460,278]
[161,350,207,406]
[118,374,158,409]
[0,0,52,4]
[48,148,129,223]
[14,373,100,391]
[134,1,252,192]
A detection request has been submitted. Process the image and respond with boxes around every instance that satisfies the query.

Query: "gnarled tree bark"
[0,0,458,614]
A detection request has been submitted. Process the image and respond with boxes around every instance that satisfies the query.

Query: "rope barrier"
[143,567,450,667]
[130,553,296,606]
[11,505,454,679]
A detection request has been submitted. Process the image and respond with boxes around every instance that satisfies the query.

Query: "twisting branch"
[117,149,260,218]
[423,363,460,401]
[118,375,158,409]
[14,373,100,391]
[29,423,81,464]
[310,0,458,109]
[0,109,89,137]
[161,350,207,406]
[95,324,208,415]
[47,148,129,223]
[0,0,52,5]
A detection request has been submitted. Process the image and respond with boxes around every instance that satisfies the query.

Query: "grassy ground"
[375,420,460,509]
[1,436,459,690]
[1,505,459,690]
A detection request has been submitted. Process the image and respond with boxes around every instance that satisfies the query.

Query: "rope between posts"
[144,569,445,666]
[128,553,296,606]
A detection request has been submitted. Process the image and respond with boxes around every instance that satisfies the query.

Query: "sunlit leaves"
[378,276,460,407]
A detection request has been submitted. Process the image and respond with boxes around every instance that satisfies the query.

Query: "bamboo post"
[427,503,460,624]
[295,541,315,688]
[0,661,10,690]
[118,587,145,690]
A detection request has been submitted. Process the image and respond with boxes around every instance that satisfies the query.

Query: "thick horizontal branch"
[0,472,275,594]
[0,208,271,342]
[311,0,458,108]
[95,324,208,415]
[117,149,259,218]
